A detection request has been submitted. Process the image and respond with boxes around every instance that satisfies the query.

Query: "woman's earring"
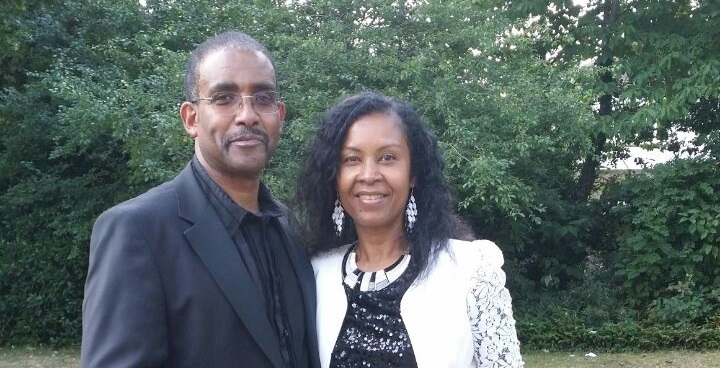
[332,198,345,237]
[406,188,417,233]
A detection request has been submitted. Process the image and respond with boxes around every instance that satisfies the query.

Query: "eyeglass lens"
[210,92,279,115]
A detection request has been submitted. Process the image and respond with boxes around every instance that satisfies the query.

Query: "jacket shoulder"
[311,244,352,270]
[446,238,505,270]
[94,181,177,227]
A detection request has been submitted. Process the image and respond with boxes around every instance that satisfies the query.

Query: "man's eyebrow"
[253,82,277,92]
[207,82,236,94]
[207,82,277,94]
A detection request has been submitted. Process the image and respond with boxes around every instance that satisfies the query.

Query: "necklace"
[342,246,411,292]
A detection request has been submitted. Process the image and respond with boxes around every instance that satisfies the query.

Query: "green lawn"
[2,346,720,367]
[524,349,720,368]
[0,346,80,368]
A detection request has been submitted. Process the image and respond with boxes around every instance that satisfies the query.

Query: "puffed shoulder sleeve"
[463,240,524,368]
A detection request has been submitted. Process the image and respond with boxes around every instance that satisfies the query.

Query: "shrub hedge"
[518,312,720,352]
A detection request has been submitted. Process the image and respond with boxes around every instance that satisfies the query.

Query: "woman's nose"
[358,161,381,182]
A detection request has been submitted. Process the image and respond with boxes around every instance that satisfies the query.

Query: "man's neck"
[196,158,262,213]
[215,176,261,213]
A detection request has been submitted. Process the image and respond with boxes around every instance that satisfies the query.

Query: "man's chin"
[226,158,268,177]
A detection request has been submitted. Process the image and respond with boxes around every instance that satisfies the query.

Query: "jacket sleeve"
[466,240,524,368]
[81,207,168,368]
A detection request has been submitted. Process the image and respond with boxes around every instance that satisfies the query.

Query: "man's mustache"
[223,127,269,150]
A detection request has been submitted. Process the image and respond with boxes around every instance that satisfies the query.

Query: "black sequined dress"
[329,247,419,368]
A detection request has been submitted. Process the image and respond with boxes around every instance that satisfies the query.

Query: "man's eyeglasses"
[192,91,280,115]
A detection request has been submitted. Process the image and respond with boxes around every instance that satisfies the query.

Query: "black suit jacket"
[82,163,320,368]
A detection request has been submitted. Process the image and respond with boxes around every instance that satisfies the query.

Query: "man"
[82,31,319,368]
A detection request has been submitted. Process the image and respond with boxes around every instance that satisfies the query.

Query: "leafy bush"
[647,276,720,327]
[0,239,83,345]
[600,159,720,324]
[513,252,629,326]
[518,308,720,352]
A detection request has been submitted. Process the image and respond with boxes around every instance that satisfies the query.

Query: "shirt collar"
[191,156,283,228]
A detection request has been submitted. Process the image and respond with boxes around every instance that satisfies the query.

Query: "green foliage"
[647,277,720,327]
[518,308,720,352]
[0,0,174,345]
[515,256,630,330]
[677,97,720,160]
[0,239,83,346]
[1,0,719,349]
[601,159,720,324]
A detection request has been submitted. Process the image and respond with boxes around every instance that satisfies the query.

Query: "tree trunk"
[574,0,618,202]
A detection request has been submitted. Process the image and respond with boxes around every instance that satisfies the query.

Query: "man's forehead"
[197,48,276,89]
[201,47,273,69]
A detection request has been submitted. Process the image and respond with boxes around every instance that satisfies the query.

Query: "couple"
[81,31,524,368]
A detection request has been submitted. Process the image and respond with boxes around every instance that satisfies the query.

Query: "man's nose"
[233,96,260,125]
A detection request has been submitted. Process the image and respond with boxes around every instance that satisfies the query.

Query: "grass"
[1,346,720,367]
[524,349,720,367]
[0,346,80,368]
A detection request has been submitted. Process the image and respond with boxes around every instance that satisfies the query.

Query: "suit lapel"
[174,165,285,368]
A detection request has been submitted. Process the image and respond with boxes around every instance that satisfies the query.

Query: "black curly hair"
[295,91,467,277]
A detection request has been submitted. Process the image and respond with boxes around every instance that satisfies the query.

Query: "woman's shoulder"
[445,238,505,270]
[311,243,353,268]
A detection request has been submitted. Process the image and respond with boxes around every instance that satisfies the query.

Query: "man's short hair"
[183,31,276,102]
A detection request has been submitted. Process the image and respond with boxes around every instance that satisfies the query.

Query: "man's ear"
[277,100,286,130]
[180,102,199,138]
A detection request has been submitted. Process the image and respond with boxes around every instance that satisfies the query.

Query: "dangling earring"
[406,188,417,233]
[332,197,345,237]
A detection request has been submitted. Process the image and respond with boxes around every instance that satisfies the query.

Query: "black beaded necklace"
[341,244,411,292]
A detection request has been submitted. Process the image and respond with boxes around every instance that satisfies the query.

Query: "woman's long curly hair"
[295,91,466,277]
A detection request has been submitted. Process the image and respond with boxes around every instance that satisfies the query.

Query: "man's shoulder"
[97,180,178,222]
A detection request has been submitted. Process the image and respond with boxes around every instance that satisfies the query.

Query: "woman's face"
[336,112,414,236]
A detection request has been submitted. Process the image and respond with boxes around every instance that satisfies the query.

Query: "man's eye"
[212,93,236,105]
[254,92,275,106]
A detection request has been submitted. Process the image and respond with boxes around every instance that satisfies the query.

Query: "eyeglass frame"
[190,90,282,115]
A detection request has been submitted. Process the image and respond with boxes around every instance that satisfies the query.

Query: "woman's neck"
[354,232,408,272]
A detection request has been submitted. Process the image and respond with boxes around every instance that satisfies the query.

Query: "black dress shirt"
[191,157,308,368]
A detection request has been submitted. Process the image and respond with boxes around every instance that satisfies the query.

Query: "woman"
[295,91,524,368]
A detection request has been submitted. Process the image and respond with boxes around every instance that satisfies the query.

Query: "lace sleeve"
[467,256,524,367]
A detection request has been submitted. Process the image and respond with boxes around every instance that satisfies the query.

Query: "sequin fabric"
[330,249,419,368]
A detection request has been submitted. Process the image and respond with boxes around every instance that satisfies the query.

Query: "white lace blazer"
[312,239,524,368]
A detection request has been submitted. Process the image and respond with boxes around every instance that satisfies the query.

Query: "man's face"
[180,48,285,181]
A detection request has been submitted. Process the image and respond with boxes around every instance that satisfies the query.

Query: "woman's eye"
[380,154,396,161]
